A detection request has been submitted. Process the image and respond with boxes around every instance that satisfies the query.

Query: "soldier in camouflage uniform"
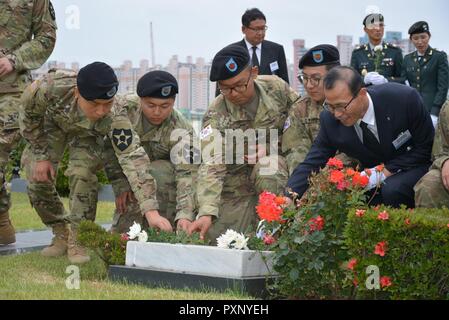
[0,0,56,245]
[106,71,197,234]
[282,45,356,174]
[401,21,448,127]
[414,101,449,208]
[350,13,403,85]
[188,45,298,242]
[19,62,159,263]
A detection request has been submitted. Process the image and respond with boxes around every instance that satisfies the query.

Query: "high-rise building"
[400,38,414,56]
[292,39,307,95]
[337,35,353,66]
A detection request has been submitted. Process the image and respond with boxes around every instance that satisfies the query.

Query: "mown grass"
[9,192,115,231]
[0,252,252,300]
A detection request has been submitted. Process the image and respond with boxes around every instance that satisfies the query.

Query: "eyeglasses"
[323,90,360,113]
[219,71,252,96]
[298,74,323,87]
[246,25,268,33]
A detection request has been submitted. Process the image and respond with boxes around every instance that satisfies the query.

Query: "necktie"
[360,121,383,155]
[251,46,260,68]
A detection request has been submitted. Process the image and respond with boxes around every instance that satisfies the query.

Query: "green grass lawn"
[0,252,252,300]
[2,192,253,300]
[9,192,115,231]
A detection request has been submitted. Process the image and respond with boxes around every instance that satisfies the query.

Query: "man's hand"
[0,57,14,77]
[364,72,388,86]
[115,191,136,214]
[176,219,193,232]
[33,160,55,183]
[245,144,267,164]
[441,161,449,191]
[144,210,173,232]
[188,216,212,240]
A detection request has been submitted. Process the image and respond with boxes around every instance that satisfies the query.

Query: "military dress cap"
[363,13,384,27]
[77,62,119,101]
[137,70,178,98]
[210,45,251,82]
[409,21,430,35]
[298,44,340,69]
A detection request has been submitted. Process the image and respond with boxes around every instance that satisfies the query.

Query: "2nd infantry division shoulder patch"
[112,128,133,152]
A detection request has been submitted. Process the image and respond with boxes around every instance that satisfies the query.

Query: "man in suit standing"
[287,66,434,208]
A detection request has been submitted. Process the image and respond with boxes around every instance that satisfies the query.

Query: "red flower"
[275,196,287,206]
[373,205,381,211]
[329,170,345,184]
[309,215,325,232]
[120,233,129,241]
[352,172,369,188]
[377,210,389,221]
[380,276,392,288]
[346,168,356,177]
[337,180,349,191]
[263,234,276,245]
[347,258,357,270]
[355,209,366,217]
[405,218,411,225]
[374,241,387,257]
[326,157,344,169]
[256,191,284,222]
[365,168,372,176]
[376,164,385,172]
[353,277,359,286]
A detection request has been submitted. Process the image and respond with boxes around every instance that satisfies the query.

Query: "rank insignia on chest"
[112,128,133,152]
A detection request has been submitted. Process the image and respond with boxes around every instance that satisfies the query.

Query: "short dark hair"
[324,66,363,97]
[325,62,341,72]
[242,8,266,27]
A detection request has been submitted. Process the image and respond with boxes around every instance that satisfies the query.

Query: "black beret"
[77,62,118,101]
[363,13,384,27]
[299,44,340,69]
[137,71,178,98]
[210,45,250,82]
[409,21,430,35]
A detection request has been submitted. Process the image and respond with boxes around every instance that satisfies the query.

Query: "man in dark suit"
[287,66,434,208]
[215,8,289,96]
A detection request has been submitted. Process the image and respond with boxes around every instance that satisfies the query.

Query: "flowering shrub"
[257,158,369,299]
[345,206,449,299]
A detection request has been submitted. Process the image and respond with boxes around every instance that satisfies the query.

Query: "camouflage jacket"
[351,42,403,83]
[0,0,57,93]
[105,94,197,221]
[282,95,322,175]
[197,75,299,218]
[431,100,449,170]
[19,69,159,214]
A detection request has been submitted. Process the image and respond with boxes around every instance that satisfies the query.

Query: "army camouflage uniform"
[415,100,449,208]
[0,0,56,223]
[282,96,358,175]
[351,42,403,83]
[106,94,197,233]
[197,75,298,241]
[401,47,449,116]
[19,69,158,228]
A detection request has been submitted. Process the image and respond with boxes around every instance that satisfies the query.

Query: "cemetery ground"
[0,193,252,300]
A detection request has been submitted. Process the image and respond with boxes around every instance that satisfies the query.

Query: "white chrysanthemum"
[374,45,383,52]
[137,230,148,242]
[232,234,249,250]
[127,221,142,240]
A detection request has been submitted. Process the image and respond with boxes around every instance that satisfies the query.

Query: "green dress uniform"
[106,94,198,233]
[401,47,449,116]
[19,69,158,228]
[0,0,56,242]
[350,42,403,83]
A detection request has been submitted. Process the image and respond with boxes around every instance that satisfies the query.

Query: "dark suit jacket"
[287,83,434,198]
[233,39,289,84]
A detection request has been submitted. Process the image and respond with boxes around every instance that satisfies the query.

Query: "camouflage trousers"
[414,169,449,208]
[111,160,178,234]
[206,154,289,243]
[22,133,105,227]
[0,92,22,215]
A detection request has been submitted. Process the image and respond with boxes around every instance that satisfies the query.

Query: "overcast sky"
[50,0,449,68]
